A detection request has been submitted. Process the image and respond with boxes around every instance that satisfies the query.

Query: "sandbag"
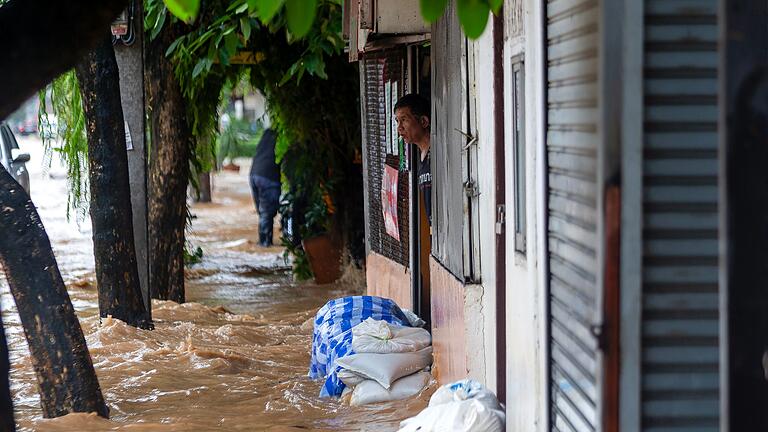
[398,399,505,432]
[352,318,432,354]
[308,296,412,397]
[334,346,433,389]
[350,372,431,406]
[337,369,366,388]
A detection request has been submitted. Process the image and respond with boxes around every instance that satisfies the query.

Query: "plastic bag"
[398,379,505,432]
[429,379,503,411]
[352,318,432,354]
[398,399,505,432]
[334,346,433,389]
[350,372,431,406]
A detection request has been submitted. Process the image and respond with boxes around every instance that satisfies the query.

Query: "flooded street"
[1,138,430,431]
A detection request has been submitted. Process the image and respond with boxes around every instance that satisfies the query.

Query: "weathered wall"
[429,257,468,382]
[502,0,548,430]
[468,24,498,391]
[365,251,412,311]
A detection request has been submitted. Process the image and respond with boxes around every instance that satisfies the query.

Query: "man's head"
[394,94,430,145]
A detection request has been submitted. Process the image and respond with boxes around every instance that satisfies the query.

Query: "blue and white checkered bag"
[309,295,411,397]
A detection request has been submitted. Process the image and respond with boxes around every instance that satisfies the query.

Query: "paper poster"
[124,120,133,151]
[382,165,400,241]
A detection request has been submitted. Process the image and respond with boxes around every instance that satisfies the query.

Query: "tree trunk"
[0,167,108,419]
[196,172,212,203]
[75,34,152,329]
[145,20,192,303]
[0,0,127,120]
[0,308,15,432]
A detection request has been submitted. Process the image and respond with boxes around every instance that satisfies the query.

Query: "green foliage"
[285,0,317,38]
[216,116,263,165]
[456,0,491,38]
[420,0,448,22]
[38,71,90,220]
[163,0,199,24]
[183,243,204,265]
[421,0,501,38]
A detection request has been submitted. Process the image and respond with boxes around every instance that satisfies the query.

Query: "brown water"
[2,146,431,431]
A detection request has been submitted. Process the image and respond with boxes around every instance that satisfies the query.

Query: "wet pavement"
[1,137,431,431]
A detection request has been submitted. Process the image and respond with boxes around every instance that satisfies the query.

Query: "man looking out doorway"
[394,94,431,226]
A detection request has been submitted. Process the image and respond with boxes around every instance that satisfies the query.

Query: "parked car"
[0,123,30,194]
[16,118,37,136]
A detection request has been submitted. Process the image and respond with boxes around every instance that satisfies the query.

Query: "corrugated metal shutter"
[545,0,602,430]
[431,0,466,278]
[362,50,411,267]
[642,0,720,430]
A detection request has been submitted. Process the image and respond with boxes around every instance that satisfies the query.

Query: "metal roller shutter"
[642,0,720,430]
[545,0,602,430]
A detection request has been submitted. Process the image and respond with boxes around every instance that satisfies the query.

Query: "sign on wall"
[382,165,400,241]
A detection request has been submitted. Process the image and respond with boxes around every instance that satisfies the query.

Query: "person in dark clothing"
[249,128,281,246]
[394,94,432,225]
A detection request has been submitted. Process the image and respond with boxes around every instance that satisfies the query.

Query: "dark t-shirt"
[249,129,280,182]
[418,150,432,226]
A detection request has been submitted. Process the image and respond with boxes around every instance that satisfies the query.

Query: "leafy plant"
[183,243,204,265]
[38,71,90,220]
[161,0,503,40]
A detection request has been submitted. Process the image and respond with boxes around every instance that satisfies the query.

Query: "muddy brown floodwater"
[1,143,431,431]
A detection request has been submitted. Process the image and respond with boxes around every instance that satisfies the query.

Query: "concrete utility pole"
[722,0,768,429]
[112,0,151,316]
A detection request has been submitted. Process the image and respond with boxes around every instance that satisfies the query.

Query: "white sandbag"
[334,346,433,389]
[337,369,366,387]
[397,399,505,432]
[350,372,431,406]
[352,318,432,354]
[428,379,503,412]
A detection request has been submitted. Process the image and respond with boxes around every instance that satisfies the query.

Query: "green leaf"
[457,0,490,39]
[285,0,317,38]
[219,47,231,66]
[150,9,167,40]
[163,0,200,24]
[256,0,285,23]
[165,37,183,57]
[192,58,207,77]
[487,0,502,12]
[225,31,240,55]
[420,0,448,23]
[235,2,249,13]
[240,17,252,40]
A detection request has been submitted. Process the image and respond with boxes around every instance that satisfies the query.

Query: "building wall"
[466,17,498,393]
[502,0,548,430]
[365,251,413,311]
[430,257,468,382]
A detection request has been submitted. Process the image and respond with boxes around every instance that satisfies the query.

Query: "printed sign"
[382,165,400,241]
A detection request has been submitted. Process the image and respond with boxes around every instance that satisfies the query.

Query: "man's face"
[395,107,429,144]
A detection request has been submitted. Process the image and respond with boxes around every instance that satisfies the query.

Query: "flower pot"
[302,233,342,284]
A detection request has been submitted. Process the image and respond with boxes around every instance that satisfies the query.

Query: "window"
[512,60,526,254]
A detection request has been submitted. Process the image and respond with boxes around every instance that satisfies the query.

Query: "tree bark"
[0,307,15,432]
[75,34,152,329]
[0,167,108,419]
[196,172,212,203]
[0,0,127,120]
[145,20,192,303]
